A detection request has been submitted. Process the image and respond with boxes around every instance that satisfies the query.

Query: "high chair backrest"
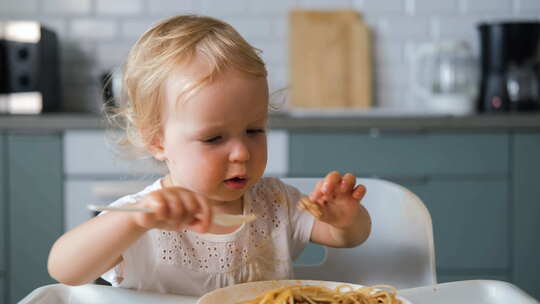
[282,177,437,289]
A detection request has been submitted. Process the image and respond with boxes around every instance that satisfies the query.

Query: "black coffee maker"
[478,22,540,112]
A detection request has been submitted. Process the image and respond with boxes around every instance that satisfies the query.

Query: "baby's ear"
[148,135,167,161]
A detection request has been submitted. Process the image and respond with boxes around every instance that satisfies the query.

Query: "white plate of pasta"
[197,280,412,304]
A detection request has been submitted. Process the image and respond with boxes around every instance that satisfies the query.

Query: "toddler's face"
[153,60,268,203]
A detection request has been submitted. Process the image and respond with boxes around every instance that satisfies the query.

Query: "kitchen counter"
[0,111,540,131]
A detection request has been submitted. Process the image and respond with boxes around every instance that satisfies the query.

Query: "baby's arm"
[47,211,146,285]
[306,171,371,248]
[47,186,212,285]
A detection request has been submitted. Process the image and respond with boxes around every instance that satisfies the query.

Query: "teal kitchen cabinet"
[0,135,5,304]
[406,179,510,282]
[3,134,63,303]
[289,131,523,289]
[289,131,509,177]
[0,278,3,304]
[512,133,540,299]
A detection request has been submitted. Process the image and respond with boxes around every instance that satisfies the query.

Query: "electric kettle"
[411,40,479,114]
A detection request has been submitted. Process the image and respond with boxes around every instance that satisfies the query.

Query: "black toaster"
[0,21,61,114]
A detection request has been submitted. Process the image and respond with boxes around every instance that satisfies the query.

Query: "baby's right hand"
[130,187,212,233]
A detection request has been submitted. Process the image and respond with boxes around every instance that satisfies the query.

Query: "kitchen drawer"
[289,132,509,177]
[64,179,153,231]
[64,130,288,177]
[406,178,509,270]
[63,130,164,176]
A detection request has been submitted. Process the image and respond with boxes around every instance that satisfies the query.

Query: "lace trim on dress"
[156,178,289,274]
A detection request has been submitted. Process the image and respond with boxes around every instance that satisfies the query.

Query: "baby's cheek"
[189,159,224,190]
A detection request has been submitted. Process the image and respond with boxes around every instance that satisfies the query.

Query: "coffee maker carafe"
[478,22,540,112]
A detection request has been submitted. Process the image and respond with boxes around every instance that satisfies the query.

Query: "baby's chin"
[204,187,249,204]
[212,191,246,203]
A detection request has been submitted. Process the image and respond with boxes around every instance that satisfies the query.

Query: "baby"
[47,15,371,296]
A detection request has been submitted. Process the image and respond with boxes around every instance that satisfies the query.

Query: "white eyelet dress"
[101,177,315,296]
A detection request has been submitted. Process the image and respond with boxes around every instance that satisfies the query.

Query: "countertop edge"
[1,113,540,131]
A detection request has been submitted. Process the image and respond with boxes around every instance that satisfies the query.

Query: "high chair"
[20,177,437,303]
[282,177,437,289]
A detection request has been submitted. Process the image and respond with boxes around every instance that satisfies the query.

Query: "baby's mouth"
[224,176,248,189]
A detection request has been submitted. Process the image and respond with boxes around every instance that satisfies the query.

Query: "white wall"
[1,0,538,112]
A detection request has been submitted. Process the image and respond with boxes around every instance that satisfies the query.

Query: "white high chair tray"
[18,283,197,304]
[399,280,538,304]
[19,280,538,304]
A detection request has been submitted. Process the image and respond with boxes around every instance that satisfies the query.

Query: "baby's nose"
[229,140,250,162]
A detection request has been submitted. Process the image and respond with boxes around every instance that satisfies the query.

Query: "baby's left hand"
[303,171,366,229]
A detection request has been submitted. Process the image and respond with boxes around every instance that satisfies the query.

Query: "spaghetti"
[298,196,322,219]
[236,284,403,304]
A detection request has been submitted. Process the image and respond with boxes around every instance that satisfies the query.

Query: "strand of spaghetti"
[258,287,279,304]
[298,197,322,218]
[300,294,317,304]
[275,289,292,303]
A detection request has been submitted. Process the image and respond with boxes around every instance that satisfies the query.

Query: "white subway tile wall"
[41,0,92,15]
[70,19,117,40]
[518,0,540,12]
[463,0,513,13]
[411,0,460,15]
[96,0,145,16]
[1,0,538,112]
[360,0,406,14]
[0,0,38,15]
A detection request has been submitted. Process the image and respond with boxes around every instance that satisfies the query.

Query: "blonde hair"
[107,15,267,159]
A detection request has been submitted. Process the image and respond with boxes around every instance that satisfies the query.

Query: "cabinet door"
[406,178,510,280]
[8,134,63,303]
[0,277,4,304]
[512,133,540,299]
[0,135,5,304]
[64,179,152,231]
[63,130,164,176]
[289,132,509,177]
